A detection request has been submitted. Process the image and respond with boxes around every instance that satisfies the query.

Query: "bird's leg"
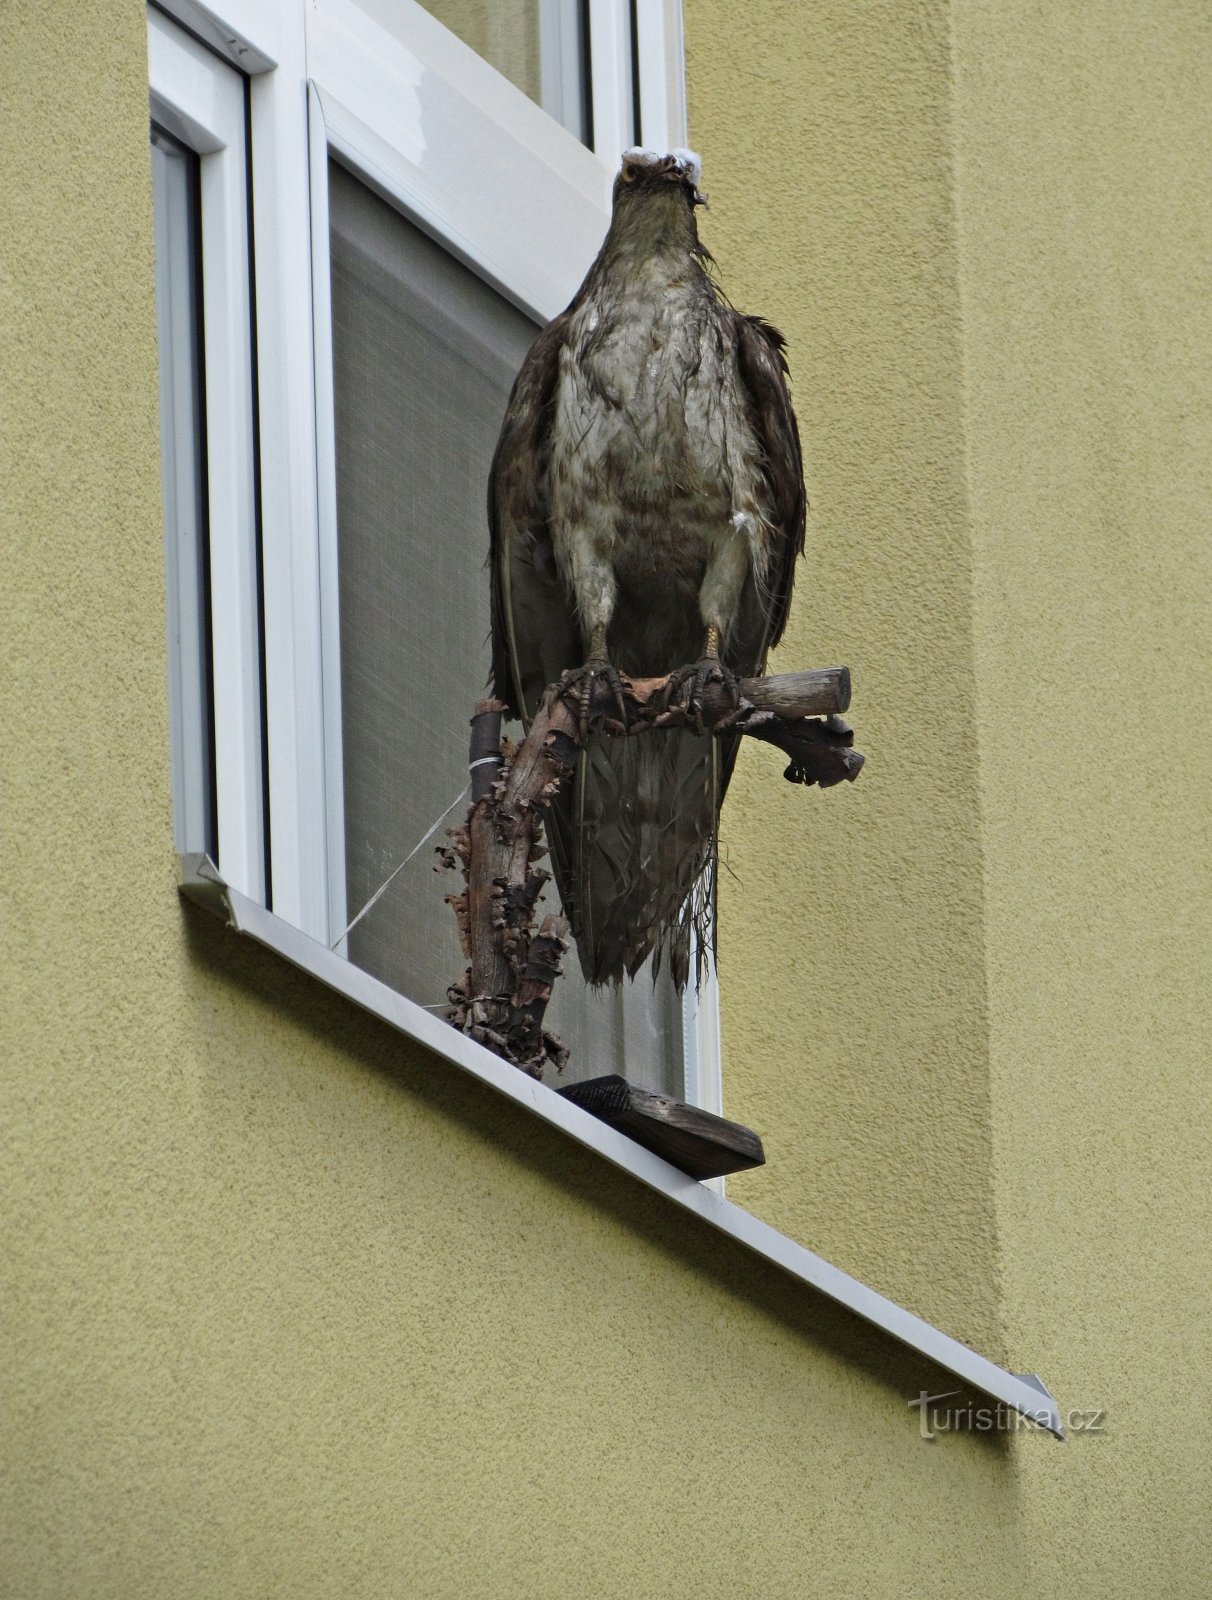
[662,624,739,728]
[582,621,628,734]
[662,624,743,730]
[663,530,749,726]
[559,621,629,740]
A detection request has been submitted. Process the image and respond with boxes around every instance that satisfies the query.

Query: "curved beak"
[660,156,706,206]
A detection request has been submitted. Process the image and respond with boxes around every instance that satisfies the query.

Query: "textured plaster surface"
[2,0,1209,1595]
[689,0,1004,1354]
[693,0,1211,1592]
[951,1,1212,1590]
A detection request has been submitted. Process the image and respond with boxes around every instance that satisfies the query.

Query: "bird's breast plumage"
[545,273,771,673]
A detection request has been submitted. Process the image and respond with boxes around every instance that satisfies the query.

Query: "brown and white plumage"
[489,149,805,989]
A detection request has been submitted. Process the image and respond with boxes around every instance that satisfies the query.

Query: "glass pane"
[328,160,685,1094]
[417,0,590,145]
[150,126,217,861]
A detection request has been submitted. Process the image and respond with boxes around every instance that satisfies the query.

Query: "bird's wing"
[705,312,807,817]
[731,312,807,665]
[487,313,583,951]
[488,313,579,720]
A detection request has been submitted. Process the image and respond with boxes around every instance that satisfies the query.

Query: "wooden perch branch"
[590,666,864,788]
[624,664,851,722]
[441,665,863,1078]
[440,700,573,1078]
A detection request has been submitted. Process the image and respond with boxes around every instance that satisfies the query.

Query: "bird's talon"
[663,657,741,727]
[560,657,629,739]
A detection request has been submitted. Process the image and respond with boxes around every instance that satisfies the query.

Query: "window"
[149,0,717,1107]
[416,1,592,144]
[151,126,215,863]
[325,159,686,1085]
[149,12,265,902]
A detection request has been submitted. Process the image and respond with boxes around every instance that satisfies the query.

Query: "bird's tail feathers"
[556,728,718,992]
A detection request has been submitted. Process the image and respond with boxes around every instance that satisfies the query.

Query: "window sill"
[179,852,1064,1439]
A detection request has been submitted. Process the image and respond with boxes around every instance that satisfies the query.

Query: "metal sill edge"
[179,853,1064,1439]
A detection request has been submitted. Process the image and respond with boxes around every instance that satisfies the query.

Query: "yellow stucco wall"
[952,1,1212,1587]
[693,0,1004,1359]
[2,2,1209,1597]
[695,0,1212,1591]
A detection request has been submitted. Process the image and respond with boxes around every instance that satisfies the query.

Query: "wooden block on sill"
[558,1075,765,1180]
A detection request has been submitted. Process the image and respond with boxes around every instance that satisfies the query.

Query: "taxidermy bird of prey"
[489,147,805,991]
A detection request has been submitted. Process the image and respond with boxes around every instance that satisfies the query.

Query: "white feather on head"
[621,146,703,186]
[669,147,703,186]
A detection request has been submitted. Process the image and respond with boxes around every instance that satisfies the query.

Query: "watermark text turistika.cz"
[908,1391,1106,1440]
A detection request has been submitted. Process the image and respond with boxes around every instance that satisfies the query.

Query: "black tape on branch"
[468,703,505,803]
[544,727,579,778]
[521,928,566,989]
[505,918,570,1073]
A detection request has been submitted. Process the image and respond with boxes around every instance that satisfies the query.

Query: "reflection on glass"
[329,161,685,1094]
[150,126,217,861]
[418,0,590,145]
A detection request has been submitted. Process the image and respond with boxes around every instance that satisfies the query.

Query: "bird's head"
[612,148,706,210]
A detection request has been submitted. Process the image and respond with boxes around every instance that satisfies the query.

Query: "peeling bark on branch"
[441,699,572,1078]
[442,667,862,1077]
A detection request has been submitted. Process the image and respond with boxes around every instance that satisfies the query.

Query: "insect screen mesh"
[328,160,684,1093]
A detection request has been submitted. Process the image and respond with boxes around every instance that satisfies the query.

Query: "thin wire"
[330,784,469,949]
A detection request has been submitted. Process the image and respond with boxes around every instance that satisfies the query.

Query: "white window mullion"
[249,20,332,940]
[196,86,265,903]
[588,0,636,161]
[150,10,266,903]
[152,131,213,861]
[306,86,350,951]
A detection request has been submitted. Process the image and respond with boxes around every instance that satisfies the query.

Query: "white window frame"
[150,0,719,1107]
[153,0,1063,1434]
[149,10,265,904]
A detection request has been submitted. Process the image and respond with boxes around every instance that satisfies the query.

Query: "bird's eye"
[622,162,637,182]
